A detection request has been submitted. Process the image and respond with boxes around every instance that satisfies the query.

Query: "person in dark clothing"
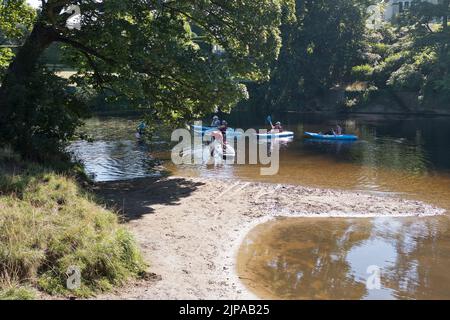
[324,124,342,136]
[218,120,228,151]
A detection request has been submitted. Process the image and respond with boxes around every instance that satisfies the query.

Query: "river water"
[69,113,450,299]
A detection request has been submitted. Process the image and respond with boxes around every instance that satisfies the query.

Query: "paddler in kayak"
[323,123,342,136]
[271,121,284,133]
[211,115,221,127]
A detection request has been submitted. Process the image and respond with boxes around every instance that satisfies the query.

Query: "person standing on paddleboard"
[219,120,228,151]
[136,121,146,138]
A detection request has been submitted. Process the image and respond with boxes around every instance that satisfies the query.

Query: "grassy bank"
[0,149,146,299]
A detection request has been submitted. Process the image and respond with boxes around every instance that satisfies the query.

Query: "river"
[69,113,450,299]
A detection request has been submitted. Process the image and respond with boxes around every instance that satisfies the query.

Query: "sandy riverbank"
[93,176,445,300]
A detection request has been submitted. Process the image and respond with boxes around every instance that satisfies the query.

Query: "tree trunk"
[0,22,56,103]
[443,0,449,29]
[0,22,56,150]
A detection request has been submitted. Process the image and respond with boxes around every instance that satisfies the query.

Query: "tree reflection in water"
[238,216,450,300]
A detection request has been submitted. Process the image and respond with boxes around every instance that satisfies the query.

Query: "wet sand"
[94,176,445,300]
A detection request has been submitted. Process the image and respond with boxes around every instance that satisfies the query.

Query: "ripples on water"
[69,114,450,208]
[67,116,165,181]
[67,140,161,182]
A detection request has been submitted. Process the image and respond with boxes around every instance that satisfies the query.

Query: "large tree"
[0,0,294,158]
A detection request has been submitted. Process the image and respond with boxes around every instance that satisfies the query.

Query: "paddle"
[266,115,273,128]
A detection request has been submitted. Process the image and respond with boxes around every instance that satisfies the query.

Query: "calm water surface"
[238,216,450,299]
[69,113,450,299]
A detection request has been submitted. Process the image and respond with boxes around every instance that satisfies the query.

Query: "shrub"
[0,66,90,162]
[371,42,389,56]
[351,64,374,81]
[0,48,14,79]
[0,158,146,298]
[387,63,424,90]
[377,51,408,72]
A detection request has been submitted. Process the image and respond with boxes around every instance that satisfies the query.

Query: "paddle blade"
[266,116,272,124]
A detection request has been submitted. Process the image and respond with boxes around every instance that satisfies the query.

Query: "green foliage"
[371,42,389,56]
[0,285,36,300]
[351,64,374,81]
[65,0,294,118]
[0,0,35,42]
[0,47,14,78]
[244,0,373,111]
[352,2,450,109]
[384,48,437,91]
[0,157,146,298]
[2,66,89,160]
[0,0,35,78]
[1,0,295,159]
[387,63,424,90]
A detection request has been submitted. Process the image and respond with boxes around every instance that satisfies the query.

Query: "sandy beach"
[94,176,445,300]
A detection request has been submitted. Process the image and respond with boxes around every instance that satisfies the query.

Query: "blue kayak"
[304,132,358,141]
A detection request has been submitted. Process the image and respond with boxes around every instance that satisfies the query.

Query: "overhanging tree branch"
[56,35,115,64]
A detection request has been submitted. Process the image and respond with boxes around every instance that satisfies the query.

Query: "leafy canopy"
[0,0,295,158]
[0,0,36,76]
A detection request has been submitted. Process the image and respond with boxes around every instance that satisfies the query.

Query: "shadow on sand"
[94,177,205,221]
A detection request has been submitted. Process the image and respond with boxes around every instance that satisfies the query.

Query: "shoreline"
[94,176,445,300]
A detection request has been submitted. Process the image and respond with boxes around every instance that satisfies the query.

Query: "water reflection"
[67,116,164,181]
[238,216,450,300]
[67,139,161,181]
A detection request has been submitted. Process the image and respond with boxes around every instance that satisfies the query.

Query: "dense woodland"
[244,0,450,113]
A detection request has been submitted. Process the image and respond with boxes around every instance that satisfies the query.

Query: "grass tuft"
[0,151,146,298]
